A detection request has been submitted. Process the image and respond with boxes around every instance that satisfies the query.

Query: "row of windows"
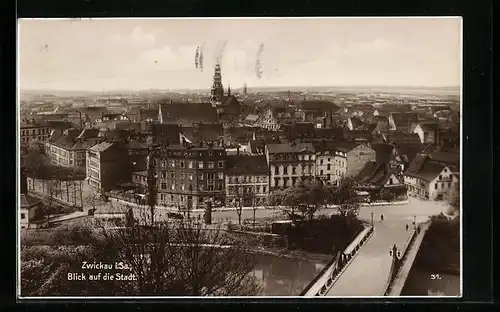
[434,181,452,190]
[21,128,50,136]
[159,183,223,192]
[159,171,224,181]
[228,185,268,194]
[272,176,313,187]
[160,160,224,170]
[273,165,315,175]
[20,136,48,143]
[273,154,316,161]
[227,175,268,184]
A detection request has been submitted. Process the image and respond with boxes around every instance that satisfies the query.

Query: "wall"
[346,145,376,177]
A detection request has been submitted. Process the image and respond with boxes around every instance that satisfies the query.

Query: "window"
[169,160,175,168]
[304,155,309,161]
[320,159,324,165]
[180,161,185,168]
[21,213,26,220]
[188,161,193,169]
[320,170,324,175]
[181,184,185,191]
[161,183,167,190]
[161,171,167,178]
[444,168,447,172]
[170,172,175,179]
[160,194,164,201]
[198,172,204,180]
[434,183,437,190]
[283,166,288,175]
[328,158,331,162]
[180,172,185,180]
[274,178,279,186]
[208,185,214,191]
[439,175,442,180]
[292,166,296,175]
[171,195,174,202]
[263,186,267,193]
[327,164,331,170]
[389,178,393,185]
[274,166,279,175]
[207,173,215,180]
[188,173,193,180]
[171,184,175,190]
[218,161,224,168]
[198,161,204,169]
[218,172,224,180]
[208,161,215,169]
[327,174,331,180]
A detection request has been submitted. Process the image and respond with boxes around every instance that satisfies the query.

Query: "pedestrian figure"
[380,214,384,222]
[406,224,409,231]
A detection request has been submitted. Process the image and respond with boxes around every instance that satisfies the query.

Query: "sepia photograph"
[17,17,461,298]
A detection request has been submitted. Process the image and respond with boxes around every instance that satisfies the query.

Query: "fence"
[301,223,375,296]
[383,224,422,296]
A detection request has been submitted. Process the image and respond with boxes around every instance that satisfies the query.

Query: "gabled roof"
[266,142,315,154]
[405,153,447,182]
[418,122,439,132]
[313,127,343,139]
[391,112,419,124]
[349,116,364,128]
[371,143,395,165]
[159,102,218,124]
[77,128,100,140]
[357,162,400,186]
[225,155,269,175]
[72,138,98,150]
[90,141,114,153]
[152,123,181,145]
[430,150,459,167]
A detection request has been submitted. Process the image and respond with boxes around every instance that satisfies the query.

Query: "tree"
[328,177,361,219]
[447,182,460,216]
[268,179,327,224]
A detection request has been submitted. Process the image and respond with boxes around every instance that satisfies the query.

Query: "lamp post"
[371,212,374,226]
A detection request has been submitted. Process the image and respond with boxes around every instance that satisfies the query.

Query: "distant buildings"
[45,128,99,169]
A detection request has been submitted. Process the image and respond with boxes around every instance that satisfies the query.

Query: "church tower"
[210,63,224,105]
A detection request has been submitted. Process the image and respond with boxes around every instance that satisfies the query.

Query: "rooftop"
[225,155,269,175]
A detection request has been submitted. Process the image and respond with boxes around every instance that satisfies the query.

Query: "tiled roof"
[245,114,260,122]
[152,123,181,145]
[139,108,159,120]
[313,127,343,139]
[357,162,399,186]
[391,112,419,124]
[405,153,447,182]
[159,102,218,124]
[225,155,269,175]
[430,150,459,167]
[266,142,315,154]
[90,141,114,152]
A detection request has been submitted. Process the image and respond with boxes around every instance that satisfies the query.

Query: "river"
[250,254,327,296]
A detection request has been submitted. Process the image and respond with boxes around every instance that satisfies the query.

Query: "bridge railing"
[383,223,423,296]
[302,222,374,296]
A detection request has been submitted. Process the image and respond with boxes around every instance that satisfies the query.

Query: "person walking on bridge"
[380,214,384,222]
[406,224,409,231]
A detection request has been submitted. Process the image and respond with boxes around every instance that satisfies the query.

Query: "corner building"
[154,145,226,209]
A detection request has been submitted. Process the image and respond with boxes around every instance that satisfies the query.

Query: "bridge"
[302,198,445,297]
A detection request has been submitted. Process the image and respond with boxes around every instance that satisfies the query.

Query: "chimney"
[252,132,256,141]
[237,146,240,155]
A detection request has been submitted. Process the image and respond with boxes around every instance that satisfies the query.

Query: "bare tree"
[96,205,261,296]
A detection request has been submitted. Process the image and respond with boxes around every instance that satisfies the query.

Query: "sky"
[18,18,462,91]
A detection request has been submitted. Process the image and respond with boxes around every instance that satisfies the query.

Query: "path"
[325,197,445,296]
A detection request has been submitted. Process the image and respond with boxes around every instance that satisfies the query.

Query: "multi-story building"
[256,106,280,131]
[224,155,270,207]
[45,128,99,169]
[404,153,459,200]
[154,145,226,209]
[86,141,132,191]
[265,142,316,189]
[313,142,342,185]
[20,119,51,143]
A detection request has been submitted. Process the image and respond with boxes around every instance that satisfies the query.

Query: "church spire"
[210,62,224,105]
[227,84,231,96]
